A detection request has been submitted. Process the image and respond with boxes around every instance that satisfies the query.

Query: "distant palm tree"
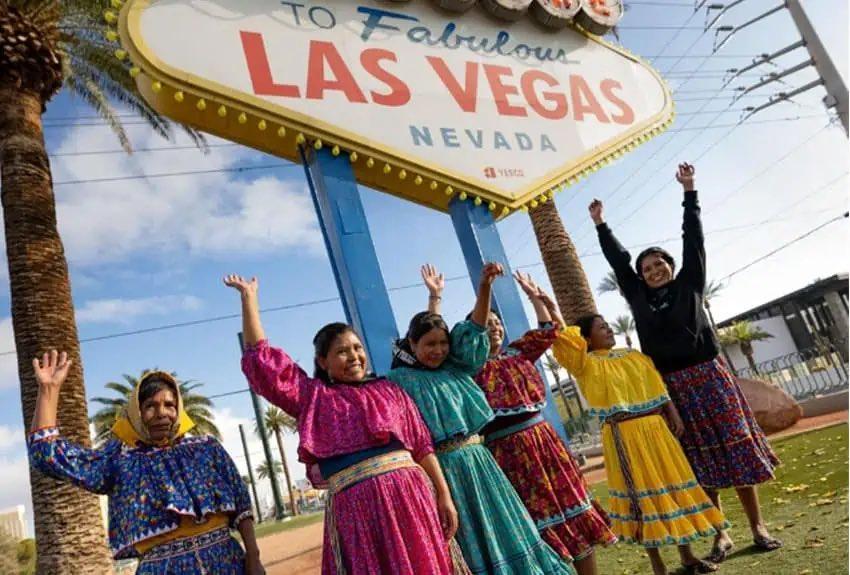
[90,371,220,444]
[718,321,773,374]
[256,406,300,515]
[597,270,621,296]
[256,460,284,481]
[612,315,636,348]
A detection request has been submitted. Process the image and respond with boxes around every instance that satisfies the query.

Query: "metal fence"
[734,341,849,401]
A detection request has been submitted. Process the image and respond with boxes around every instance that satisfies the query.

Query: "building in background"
[0,505,27,541]
[717,274,848,400]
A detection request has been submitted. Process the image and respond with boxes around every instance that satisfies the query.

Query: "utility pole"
[238,332,285,520]
[239,424,264,523]
[786,0,848,135]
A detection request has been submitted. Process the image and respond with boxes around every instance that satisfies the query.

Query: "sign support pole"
[300,147,399,375]
[448,198,570,446]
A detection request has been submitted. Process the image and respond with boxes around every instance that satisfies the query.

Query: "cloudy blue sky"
[0,0,847,530]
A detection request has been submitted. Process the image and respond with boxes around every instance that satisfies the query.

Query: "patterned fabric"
[437,442,576,574]
[600,415,729,547]
[550,327,728,548]
[488,419,617,561]
[551,327,671,421]
[28,430,252,559]
[320,465,455,575]
[388,322,494,444]
[663,358,779,489]
[137,527,245,574]
[242,341,435,470]
[475,327,558,416]
[242,339,454,574]
[390,321,574,574]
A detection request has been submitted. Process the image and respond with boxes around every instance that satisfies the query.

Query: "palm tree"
[256,460,284,481]
[255,406,299,516]
[528,201,598,323]
[597,270,621,297]
[612,315,636,348]
[1,3,202,571]
[90,371,220,444]
[718,321,773,374]
[702,279,725,330]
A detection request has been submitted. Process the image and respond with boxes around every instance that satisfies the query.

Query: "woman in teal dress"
[389,263,575,575]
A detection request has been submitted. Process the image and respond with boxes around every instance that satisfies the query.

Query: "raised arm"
[514,271,552,324]
[226,274,309,417]
[470,262,503,326]
[590,199,641,299]
[676,163,706,292]
[421,264,444,315]
[29,351,118,494]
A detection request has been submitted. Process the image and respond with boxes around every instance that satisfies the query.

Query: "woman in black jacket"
[589,163,781,563]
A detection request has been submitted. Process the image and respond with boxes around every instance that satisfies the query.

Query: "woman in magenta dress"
[421,265,616,575]
[225,274,463,575]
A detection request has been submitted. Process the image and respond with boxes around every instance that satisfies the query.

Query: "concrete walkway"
[259,410,848,575]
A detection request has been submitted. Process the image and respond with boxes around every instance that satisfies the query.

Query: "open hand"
[676,163,695,192]
[33,350,72,391]
[245,553,266,575]
[223,274,258,298]
[588,199,604,225]
[437,493,459,541]
[513,271,542,300]
[421,264,444,297]
[479,262,504,289]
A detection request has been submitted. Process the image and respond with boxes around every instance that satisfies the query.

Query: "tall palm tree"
[528,201,598,323]
[89,371,220,444]
[597,270,621,297]
[718,321,773,374]
[255,406,299,516]
[612,315,636,348]
[1,3,202,572]
[256,460,283,481]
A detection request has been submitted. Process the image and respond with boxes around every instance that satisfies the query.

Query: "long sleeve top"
[551,327,671,422]
[596,191,719,374]
[241,341,435,486]
[474,326,559,416]
[388,321,494,444]
[28,429,252,559]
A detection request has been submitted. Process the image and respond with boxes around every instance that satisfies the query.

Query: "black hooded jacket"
[596,191,719,374]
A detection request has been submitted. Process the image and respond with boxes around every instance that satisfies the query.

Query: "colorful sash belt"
[604,408,664,543]
[140,525,231,569]
[435,434,483,455]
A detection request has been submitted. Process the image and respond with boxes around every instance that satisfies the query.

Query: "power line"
[50,142,239,158]
[54,163,300,186]
[718,211,848,282]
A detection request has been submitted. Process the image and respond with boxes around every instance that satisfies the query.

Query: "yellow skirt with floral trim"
[601,414,730,548]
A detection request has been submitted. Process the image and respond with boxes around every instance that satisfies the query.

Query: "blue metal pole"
[448,198,570,445]
[300,147,398,375]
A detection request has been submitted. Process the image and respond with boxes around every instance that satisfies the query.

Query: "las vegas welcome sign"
[116,0,673,218]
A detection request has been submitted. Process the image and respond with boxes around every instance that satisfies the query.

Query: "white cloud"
[46,126,322,267]
[0,425,23,452]
[0,319,18,390]
[0,455,32,537]
[75,295,203,324]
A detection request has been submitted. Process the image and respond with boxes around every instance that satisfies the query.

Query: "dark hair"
[465,308,501,322]
[138,374,178,406]
[575,314,604,339]
[407,311,449,343]
[312,322,357,383]
[635,247,676,279]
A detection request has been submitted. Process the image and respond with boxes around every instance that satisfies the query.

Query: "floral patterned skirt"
[664,358,780,489]
[487,418,617,560]
[137,526,244,574]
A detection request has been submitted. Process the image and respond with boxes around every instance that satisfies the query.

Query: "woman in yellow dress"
[545,296,728,575]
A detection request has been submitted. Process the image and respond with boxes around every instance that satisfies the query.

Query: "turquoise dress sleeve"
[448,320,491,376]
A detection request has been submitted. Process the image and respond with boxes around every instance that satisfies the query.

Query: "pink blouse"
[242,340,434,478]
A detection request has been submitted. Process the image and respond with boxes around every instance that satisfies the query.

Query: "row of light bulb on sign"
[102,3,673,218]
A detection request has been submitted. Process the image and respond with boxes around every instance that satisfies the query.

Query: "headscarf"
[111,370,195,447]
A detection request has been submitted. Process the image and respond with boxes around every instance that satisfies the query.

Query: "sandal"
[682,559,719,574]
[706,541,734,563]
[753,534,783,552]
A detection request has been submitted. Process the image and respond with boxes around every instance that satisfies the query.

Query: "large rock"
[737,377,803,433]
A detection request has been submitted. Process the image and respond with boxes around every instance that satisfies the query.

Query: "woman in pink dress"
[225,274,463,575]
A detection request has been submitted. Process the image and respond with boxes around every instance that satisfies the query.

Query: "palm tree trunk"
[625,334,633,348]
[0,87,113,574]
[273,429,299,516]
[528,201,597,323]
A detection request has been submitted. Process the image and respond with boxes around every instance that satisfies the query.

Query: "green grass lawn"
[593,423,849,575]
[254,511,325,539]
